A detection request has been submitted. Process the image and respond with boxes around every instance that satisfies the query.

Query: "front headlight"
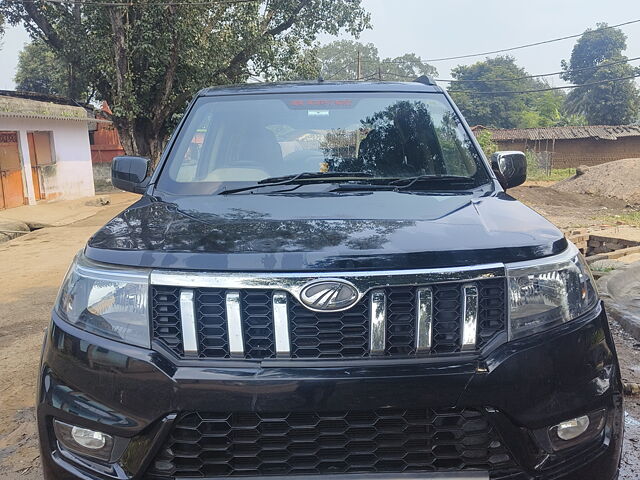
[55,252,150,348]
[507,244,597,340]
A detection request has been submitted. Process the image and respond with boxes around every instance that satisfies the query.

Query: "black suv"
[38,80,623,480]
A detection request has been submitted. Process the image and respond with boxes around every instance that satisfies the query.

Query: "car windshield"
[156,92,491,194]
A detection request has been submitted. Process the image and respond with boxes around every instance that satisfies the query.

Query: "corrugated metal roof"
[481,125,640,141]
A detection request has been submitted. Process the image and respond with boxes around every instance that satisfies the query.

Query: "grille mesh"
[196,289,230,359]
[151,286,183,355]
[241,290,276,359]
[288,295,370,359]
[151,279,507,361]
[147,407,516,478]
[385,286,416,356]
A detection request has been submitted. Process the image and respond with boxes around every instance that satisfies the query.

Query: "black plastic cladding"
[146,407,518,478]
[150,279,507,360]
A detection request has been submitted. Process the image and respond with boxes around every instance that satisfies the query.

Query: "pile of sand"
[554,157,640,205]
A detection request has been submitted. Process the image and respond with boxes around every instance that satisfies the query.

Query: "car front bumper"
[37,302,623,480]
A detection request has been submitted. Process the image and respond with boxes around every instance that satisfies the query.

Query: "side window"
[434,111,478,176]
[169,111,214,183]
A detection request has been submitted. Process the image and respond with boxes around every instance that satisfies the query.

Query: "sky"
[1,0,639,90]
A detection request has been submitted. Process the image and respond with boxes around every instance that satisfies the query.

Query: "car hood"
[86,191,567,271]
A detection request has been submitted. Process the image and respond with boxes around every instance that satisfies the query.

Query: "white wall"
[0,117,95,203]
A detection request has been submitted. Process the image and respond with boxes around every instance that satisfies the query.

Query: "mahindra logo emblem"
[299,280,360,312]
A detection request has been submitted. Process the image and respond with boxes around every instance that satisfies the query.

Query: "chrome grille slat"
[179,289,198,356]
[225,291,244,356]
[416,287,433,352]
[369,290,387,355]
[272,292,290,357]
[461,284,479,351]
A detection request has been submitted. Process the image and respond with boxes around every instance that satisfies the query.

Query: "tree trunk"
[114,116,166,167]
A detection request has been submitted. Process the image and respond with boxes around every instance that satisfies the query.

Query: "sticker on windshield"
[287,99,355,110]
[308,110,330,117]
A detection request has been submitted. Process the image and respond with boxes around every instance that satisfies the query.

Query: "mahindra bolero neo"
[37,79,624,480]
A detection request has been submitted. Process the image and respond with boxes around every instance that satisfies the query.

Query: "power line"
[380,71,640,95]
[375,19,640,63]
[327,55,640,85]
[369,56,640,84]
[4,0,260,6]
[436,55,640,83]
[450,72,640,95]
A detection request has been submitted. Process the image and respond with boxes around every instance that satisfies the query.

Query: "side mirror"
[491,151,527,190]
[112,156,151,194]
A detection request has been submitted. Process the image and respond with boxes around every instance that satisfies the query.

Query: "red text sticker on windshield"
[288,99,353,109]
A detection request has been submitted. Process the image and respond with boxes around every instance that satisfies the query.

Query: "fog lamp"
[53,420,114,462]
[71,426,108,449]
[556,415,589,441]
[547,409,607,451]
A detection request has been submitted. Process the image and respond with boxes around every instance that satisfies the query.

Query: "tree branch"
[217,0,312,79]
[107,6,130,108]
[152,5,180,130]
[21,2,65,51]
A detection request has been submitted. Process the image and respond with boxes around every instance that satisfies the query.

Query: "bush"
[475,130,497,158]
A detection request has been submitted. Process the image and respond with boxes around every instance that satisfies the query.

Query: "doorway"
[0,131,25,209]
[27,131,54,200]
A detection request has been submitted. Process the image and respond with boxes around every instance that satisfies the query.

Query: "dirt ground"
[554,158,640,206]
[0,187,639,479]
[510,183,633,231]
[0,201,133,479]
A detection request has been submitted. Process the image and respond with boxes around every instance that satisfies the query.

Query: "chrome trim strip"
[179,289,198,356]
[416,287,433,352]
[461,284,479,350]
[151,264,504,308]
[272,292,290,357]
[505,243,579,271]
[225,291,244,356]
[370,290,387,355]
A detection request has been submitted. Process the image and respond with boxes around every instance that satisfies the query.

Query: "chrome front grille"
[150,267,507,361]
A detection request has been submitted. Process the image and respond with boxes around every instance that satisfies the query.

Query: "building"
[90,101,125,191]
[0,92,99,209]
[473,125,640,169]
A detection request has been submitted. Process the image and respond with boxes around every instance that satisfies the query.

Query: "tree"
[314,40,437,81]
[14,40,92,100]
[1,0,370,163]
[448,56,577,129]
[561,23,639,125]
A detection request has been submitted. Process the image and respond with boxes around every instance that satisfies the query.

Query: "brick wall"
[587,235,640,255]
[494,136,640,168]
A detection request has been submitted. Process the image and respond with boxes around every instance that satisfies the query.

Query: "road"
[0,195,638,479]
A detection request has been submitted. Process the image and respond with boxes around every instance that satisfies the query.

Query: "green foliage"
[14,40,92,100]
[1,0,371,162]
[525,151,575,181]
[561,23,640,125]
[602,211,640,227]
[590,264,616,273]
[314,40,437,81]
[474,129,497,158]
[448,56,568,129]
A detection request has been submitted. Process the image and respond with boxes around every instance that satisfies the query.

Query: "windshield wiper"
[219,171,374,195]
[388,175,476,190]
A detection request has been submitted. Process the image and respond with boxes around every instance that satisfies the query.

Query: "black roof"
[200,80,442,97]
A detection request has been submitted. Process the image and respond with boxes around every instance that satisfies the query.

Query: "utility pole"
[378,65,382,81]
[356,49,362,80]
